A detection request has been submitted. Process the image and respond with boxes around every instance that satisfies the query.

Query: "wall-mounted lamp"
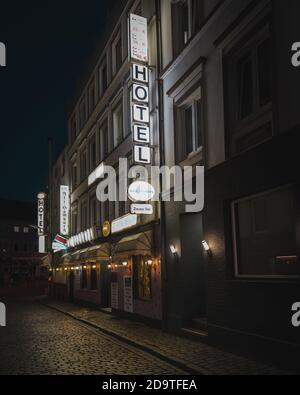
[92,265,97,269]
[170,245,179,263]
[202,240,212,257]
[122,261,128,267]
[170,245,177,255]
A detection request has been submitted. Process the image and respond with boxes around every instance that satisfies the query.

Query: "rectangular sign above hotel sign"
[129,14,148,63]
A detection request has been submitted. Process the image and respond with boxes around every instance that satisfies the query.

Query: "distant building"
[0,199,45,284]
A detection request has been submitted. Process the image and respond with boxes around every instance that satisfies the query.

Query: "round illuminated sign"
[102,221,111,238]
[128,181,155,202]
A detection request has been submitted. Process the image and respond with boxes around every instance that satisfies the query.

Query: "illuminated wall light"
[170,245,177,255]
[122,261,128,267]
[202,240,212,257]
[83,265,87,270]
[92,265,97,269]
[75,266,80,271]
[147,259,153,266]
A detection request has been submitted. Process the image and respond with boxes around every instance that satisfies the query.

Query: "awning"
[69,243,111,263]
[87,243,111,260]
[113,231,153,259]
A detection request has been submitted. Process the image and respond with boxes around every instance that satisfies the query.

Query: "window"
[99,57,108,97]
[79,98,87,129]
[89,134,97,171]
[71,117,77,143]
[112,31,123,76]
[81,265,88,289]
[14,226,20,233]
[225,26,273,156]
[80,148,87,181]
[72,161,78,190]
[100,118,109,160]
[175,95,202,163]
[113,100,124,148]
[171,0,204,58]
[23,227,29,233]
[90,196,97,226]
[72,209,78,235]
[88,80,95,114]
[81,201,88,231]
[62,155,65,176]
[232,186,299,278]
[133,256,152,300]
[90,266,98,290]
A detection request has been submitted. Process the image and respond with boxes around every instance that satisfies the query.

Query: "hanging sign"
[129,14,148,63]
[60,186,70,236]
[37,192,46,236]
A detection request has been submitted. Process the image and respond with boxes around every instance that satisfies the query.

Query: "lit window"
[14,226,20,233]
[133,256,152,300]
[175,95,202,163]
[23,227,29,233]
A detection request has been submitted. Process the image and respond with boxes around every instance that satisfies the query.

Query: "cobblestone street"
[0,298,186,375]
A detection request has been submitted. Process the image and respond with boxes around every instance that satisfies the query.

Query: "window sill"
[179,148,203,167]
[228,277,300,285]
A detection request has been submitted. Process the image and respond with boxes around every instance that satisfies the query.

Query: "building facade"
[49,0,163,324]
[0,199,44,285]
[48,0,300,362]
[159,0,300,362]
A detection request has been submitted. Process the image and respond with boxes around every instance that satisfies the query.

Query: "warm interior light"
[92,265,97,269]
[122,261,128,267]
[147,259,153,266]
[83,266,87,270]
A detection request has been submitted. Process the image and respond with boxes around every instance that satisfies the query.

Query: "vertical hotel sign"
[60,186,70,236]
[37,192,46,236]
[129,14,151,166]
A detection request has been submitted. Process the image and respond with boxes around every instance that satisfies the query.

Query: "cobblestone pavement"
[0,298,186,375]
[42,299,292,376]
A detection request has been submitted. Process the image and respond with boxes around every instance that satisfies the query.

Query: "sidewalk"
[40,298,291,376]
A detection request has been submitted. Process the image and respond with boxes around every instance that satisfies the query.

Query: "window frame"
[112,29,123,77]
[224,21,273,157]
[231,185,300,280]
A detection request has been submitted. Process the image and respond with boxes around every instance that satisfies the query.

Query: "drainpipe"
[155,0,168,332]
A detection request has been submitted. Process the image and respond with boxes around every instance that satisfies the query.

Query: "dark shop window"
[232,186,299,278]
[81,266,88,289]
[90,266,98,290]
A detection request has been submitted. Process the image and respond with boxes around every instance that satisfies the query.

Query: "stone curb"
[40,300,214,376]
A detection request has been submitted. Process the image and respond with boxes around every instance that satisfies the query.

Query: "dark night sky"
[0,1,111,203]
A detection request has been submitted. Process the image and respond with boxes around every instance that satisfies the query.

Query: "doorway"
[180,213,207,323]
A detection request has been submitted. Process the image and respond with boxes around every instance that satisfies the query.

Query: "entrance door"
[180,213,207,322]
